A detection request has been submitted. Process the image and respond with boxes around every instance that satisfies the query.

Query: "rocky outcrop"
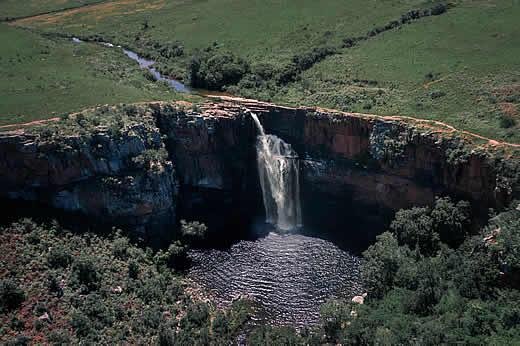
[210,97,518,238]
[0,120,177,238]
[153,104,258,235]
[0,98,517,246]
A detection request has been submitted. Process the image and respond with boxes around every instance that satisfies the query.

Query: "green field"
[0,24,189,127]
[0,0,107,20]
[2,0,519,142]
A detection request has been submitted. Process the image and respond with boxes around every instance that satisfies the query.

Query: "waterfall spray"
[250,112,302,230]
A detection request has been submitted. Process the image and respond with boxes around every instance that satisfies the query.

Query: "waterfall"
[250,112,302,230]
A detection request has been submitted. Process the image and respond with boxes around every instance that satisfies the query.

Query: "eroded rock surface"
[0,98,517,243]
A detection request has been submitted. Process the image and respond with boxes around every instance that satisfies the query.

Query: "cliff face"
[218,97,515,237]
[0,98,516,244]
[154,106,258,235]
[0,120,178,239]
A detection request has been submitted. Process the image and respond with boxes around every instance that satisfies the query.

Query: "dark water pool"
[188,222,362,327]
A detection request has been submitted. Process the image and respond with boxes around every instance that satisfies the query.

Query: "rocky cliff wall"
[0,111,178,241]
[215,97,517,238]
[0,98,517,246]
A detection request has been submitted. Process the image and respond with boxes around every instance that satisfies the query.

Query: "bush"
[112,235,129,259]
[6,334,31,346]
[180,220,207,245]
[8,315,24,331]
[158,323,176,345]
[46,246,72,268]
[190,49,249,90]
[155,241,189,270]
[0,279,25,312]
[47,331,71,344]
[500,114,516,128]
[69,255,101,292]
[70,311,92,337]
[128,259,140,279]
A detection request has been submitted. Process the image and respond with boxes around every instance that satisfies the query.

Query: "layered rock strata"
[0,98,517,244]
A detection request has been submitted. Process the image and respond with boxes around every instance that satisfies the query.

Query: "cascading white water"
[250,112,302,230]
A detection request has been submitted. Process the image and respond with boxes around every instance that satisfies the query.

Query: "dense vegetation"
[0,218,258,344]
[2,198,519,344]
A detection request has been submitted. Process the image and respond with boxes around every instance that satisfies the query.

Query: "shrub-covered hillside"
[0,219,252,344]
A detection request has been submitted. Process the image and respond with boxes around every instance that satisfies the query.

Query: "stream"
[72,37,191,93]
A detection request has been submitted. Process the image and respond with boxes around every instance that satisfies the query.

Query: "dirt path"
[2,0,113,23]
[0,117,60,129]
[2,97,520,149]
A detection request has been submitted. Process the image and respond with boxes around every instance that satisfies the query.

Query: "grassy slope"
[0,24,188,127]
[4,0,520,142]
[11,0,424,58]
[291,0,520,142]
[0,0,105,19]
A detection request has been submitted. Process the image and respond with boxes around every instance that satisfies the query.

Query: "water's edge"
[72,37,191,93]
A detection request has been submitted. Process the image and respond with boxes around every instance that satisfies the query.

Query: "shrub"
[70,311,92,337]
[500,114,516,128]
[291,46,336,71]
[190,49,249,90]
[47,331,71,344]
[128,259,139,279]
[212,310,230,341]
[158,323,176,345]
[180,220,208,245]
[69,255,100,292]
[112,236,129,259]
[5,334,31,346]
[8,315,24,331]
[46,246,72,268]
[155,241,189,270]
[0,279,25,312]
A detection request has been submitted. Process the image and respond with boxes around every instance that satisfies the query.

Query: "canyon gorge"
[0,97,517,248]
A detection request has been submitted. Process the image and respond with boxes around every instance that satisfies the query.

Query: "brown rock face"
[0,123,178,238]
[0,98,516,245]
[210,97,516,239]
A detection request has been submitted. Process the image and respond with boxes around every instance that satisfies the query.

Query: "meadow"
[2,0,519,142]
[0,24,190,127]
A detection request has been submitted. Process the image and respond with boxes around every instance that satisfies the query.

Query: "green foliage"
[154,240,189,271]
[320,299,352,341]
[500,114,516,129]
[362,232,414,299]
[391,197,471,255]
[190,48,249,90]
[247,325,303,345]
[180,219,208,245]
[46,245,72,268]
[127,259,139,279]
[112,234,130,260]
[335,201,520,345]
[0,279,25,312]
[69,255,100,292]
[70,311,91,337]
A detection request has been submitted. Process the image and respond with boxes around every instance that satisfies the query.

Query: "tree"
[362,232,414,298]
[0,279,25,312]
[180,219,207,245]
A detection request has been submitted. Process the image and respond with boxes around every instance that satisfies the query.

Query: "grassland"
[0,24,192,127]
[0,0,107,20]
[2,0,520,143]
